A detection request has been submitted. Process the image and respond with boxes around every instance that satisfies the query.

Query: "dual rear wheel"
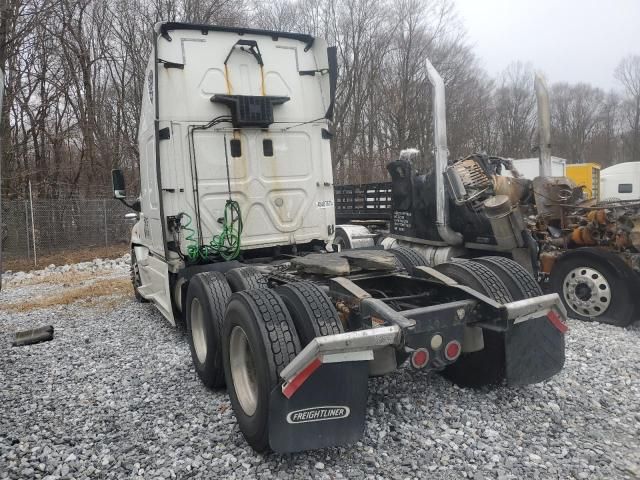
[185,267,342,452]
[433,257,540,388]
[185,255,549,449]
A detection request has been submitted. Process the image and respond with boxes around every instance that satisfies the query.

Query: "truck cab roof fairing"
[155,22,315,50]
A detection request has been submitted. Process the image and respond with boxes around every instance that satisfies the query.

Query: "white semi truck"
[600,162,640,201]
[113,22,567,453]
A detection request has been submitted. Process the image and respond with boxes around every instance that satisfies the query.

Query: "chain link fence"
[2,198,132,265]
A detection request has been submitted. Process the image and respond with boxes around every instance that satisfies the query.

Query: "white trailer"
[600,162,640,201]
[501,156,566,179]
[112,22,567,454]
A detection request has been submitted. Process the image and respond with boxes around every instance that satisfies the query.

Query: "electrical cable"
[181,116,243,262]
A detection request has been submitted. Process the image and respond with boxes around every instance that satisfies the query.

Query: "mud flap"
[268,361,369,453]
[504,315,565,385]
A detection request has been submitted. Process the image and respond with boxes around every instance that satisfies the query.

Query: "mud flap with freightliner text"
[268,361,369,453]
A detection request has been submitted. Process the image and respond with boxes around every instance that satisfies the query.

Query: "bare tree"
[551,82,605,163]
[615,55,640,162]
[493,62,536,158]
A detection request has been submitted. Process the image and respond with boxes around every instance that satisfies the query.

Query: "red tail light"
[444,340,461,361]
[410,348,429,369]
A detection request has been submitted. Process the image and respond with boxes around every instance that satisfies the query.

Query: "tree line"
[0,0,638,198]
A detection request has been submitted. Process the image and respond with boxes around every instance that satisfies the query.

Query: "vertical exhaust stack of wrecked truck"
[424,59,464,247]
[114,22,568,454]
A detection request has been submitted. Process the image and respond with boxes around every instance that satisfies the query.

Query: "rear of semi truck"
[114,22,567,454]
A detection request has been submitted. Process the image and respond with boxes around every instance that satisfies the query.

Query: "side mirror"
[112,169,126,199]
[325,46,338,120]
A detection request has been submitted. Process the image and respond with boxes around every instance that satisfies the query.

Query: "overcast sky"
[454,0,640,91]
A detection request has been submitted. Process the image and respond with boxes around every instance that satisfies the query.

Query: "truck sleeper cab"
[114,22,567,454]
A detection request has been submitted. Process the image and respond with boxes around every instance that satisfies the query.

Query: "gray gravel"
[1,261,639,479]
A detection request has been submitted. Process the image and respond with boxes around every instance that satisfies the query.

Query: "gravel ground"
[1,260,639,479]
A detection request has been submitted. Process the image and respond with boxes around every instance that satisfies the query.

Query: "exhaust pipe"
[425,59,463,246]
[535,72,552,178]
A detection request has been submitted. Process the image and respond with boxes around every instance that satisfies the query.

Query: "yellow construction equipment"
[566,163,601,200]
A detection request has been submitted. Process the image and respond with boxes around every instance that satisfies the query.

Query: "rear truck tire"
[434,260,513,388]
[550,248,638,327]
[390,246,429,274]
[474,256,543,299]
[130,248,147,302]
[186,271,232,389]
[225,266,268,292]
[275,281,344,346]
[222,288,301,452]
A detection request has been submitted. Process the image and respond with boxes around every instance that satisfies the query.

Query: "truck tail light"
[410,348,429,369]
[444,340,461,361]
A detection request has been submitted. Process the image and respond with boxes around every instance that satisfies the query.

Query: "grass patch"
[1,278,132,312]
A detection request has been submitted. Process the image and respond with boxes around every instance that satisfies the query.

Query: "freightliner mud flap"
[268,361,369,453]
[504,313,566,385]
[268,326,401,453]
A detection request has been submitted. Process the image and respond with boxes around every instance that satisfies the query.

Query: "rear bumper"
[280,292,567,396]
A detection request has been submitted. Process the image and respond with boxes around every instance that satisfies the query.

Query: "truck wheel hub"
[562,267,611,317]
[229,326,258,416]
[190,297,208,364]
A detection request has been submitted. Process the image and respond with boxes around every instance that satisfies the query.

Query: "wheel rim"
[190,297,207,364]
[229,326,258,416]
[562,266,612,317]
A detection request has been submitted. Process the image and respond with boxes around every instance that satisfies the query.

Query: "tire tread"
[475,256,542,298]
[238,288,300,375]
[226,267,268,292]
[276,282,343,345]
[390,246,429,273]
[187,271,232,388]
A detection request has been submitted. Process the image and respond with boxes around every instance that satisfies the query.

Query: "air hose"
[179,199,243,261]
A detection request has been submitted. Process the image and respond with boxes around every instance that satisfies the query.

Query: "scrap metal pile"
[445,153,640,275]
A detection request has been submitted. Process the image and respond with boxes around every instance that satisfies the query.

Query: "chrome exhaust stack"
[535,72,552,178]
[425,58,464,246]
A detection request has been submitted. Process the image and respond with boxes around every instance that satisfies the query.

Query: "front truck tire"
[222,288,301,452]
[434,259,513,388]
[550,248,638,327]
[130,248,147,302]
[185,272,232,388]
